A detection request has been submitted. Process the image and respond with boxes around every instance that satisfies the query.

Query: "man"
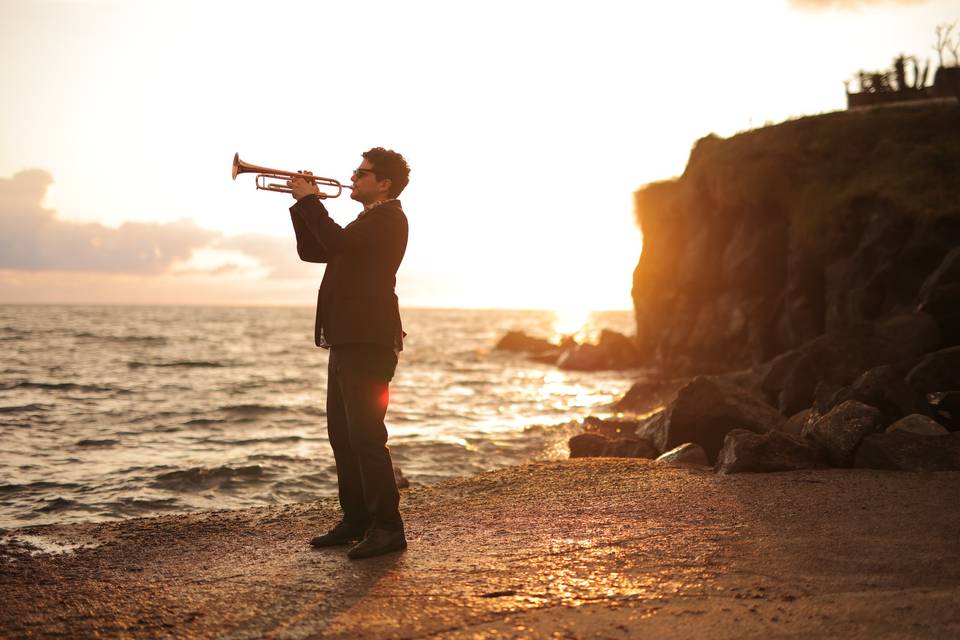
[287,147,410,559]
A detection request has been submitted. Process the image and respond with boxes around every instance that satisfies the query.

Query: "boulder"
[886,414,950,436]
[635,410,668,453]
[597,330,642,368]
[906,346,960,393]
[760,349,804,407]
[855,431,960,471]
[557,344,607,371]
[802,400,884,467]
[765,314,941,416]
[781,408,812,439]
[604,437,658,459]
[556,332,643,371]
[848,365,932,426]
[656,443,709,467]
[873,312,941,362]
[613,378,690,414]
[929,391,960,431]
[494,331,555,354]
[582,416,639,439]
[660,376,785,463]
[716,428,824,474]
[812,380,850,416]
[777,353,820,416]
[568,433,609,458]
[568,432,658,459]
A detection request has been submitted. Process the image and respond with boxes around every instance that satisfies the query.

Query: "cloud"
[215,234,321,280]
[0,170,218,274]
[0,168,322,283]
[789,0,927,10]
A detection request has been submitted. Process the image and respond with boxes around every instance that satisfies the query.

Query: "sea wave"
[127,360,228,369]
[0,381,119,393]
[76,439,120,448]
[74,332,168,346]
[220,404,289,416]
[204,435,313,446]
[34,497,99,515]
[0,481,84,495]
[104,496,182,516]
[0,403,52,414]
[153,465,269,492]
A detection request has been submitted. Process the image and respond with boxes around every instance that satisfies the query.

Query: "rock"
[715,429,823,474]
[927,392,960,432]
[873,312,941,363]
[849,365,932,425]
[613,378,690,414]
[778,353,819,416]
[635,410,668,452]
[886,414,950,436]
[660,376,785,463]
[568,433,609,458]
[494,331,555,354]
[528,350,563,365]
[855,431,960,471]
[917,246,960,345]
[393,465,410,489]
[766,315,941,416]
[557,344,607,371]
[604,437,658,459]
[582,416,639,439]
[812,380,852,416]
[802,400,884,467]
[906,346,960,393]
[781,408,812,438]
[656,443,709,466]
[556,331,643,371]
[931,390,960,414]
[568,431,657,459]
[597,330,642,368]
[760,349,804,407]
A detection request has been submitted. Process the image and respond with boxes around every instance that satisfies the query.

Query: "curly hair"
[362,147,410,198]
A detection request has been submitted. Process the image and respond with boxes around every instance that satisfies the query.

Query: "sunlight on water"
[0,306,640,527]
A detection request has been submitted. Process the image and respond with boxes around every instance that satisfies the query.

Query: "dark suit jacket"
[289,195,408,350]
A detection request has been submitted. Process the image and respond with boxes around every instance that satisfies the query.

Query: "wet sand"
[2,459,959,639]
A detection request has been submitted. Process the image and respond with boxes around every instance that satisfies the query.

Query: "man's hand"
[287,171,322,201]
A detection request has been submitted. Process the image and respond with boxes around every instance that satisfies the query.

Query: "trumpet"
[232,153,353,198]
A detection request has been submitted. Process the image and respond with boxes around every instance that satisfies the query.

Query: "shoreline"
[3,459,958,638]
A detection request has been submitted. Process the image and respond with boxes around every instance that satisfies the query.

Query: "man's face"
[350,159,386,205]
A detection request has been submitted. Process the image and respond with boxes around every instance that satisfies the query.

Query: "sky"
[1,0,958,311]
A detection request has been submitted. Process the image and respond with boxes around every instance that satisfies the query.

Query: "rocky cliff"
[631,101,960,371]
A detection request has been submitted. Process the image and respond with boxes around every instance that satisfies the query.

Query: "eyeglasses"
[351,168,377,180]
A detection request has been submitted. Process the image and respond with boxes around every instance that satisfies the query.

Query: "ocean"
[0,305,645,529]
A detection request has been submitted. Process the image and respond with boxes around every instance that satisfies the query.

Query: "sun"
[552,306,591,343]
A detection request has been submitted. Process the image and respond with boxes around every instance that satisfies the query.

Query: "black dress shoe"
[347,527,407,559]
[310,521,368,548]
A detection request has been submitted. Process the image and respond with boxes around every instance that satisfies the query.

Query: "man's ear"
[380,177,393,196]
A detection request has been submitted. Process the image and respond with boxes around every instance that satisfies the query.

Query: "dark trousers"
[327,343,402,531]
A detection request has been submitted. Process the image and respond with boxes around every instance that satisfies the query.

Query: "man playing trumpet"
[287,147,410,559]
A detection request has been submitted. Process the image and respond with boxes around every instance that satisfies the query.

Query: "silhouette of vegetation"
[932,21,956,68]
[847,22,959,108]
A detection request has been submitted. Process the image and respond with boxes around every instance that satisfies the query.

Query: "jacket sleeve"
[291,195,404,257]
[289,199,329,263]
